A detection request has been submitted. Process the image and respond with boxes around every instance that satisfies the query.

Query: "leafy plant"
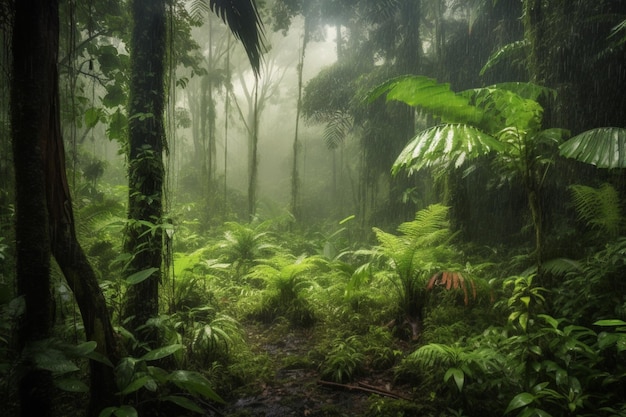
[569,183,623,240]
[367,76,567,266]
[353,204,461,340]
[319,335,365,383]
[247,254,325,327]
[100,343,224,417]
[216,220,279,277]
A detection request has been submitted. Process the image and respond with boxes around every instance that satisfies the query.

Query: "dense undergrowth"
[1,182,626,417]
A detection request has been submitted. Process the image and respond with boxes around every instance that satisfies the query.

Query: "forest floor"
[218,321,419,417]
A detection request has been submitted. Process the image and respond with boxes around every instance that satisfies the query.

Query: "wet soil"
[219,322,417,417]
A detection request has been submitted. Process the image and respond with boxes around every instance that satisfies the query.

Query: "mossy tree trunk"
[124,0,167,339]
[12,0,120,415]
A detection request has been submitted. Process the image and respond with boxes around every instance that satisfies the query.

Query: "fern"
[570,183,623,238]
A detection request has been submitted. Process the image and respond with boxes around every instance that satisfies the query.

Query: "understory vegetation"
[2,186,626,416]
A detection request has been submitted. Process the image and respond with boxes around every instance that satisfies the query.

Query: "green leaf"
[163,395,204,413]
[125,267,159,285]
[366,75,483,124]
[120,375,152,395]
[444,367,465,392]
[99,405,138,417]
[55,377,89,392]
[168,370,225,404]
[392,124,503,175]
[139,344,183,362]
[519,313,528,331]
[594,319,626,326]
[559,127,626,169]
[85,107,103,129]
[33,349,79,375]
[504,392,536,414]
[480,40,529,76]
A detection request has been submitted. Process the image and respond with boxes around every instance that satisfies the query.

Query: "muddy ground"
[218,322,421,417]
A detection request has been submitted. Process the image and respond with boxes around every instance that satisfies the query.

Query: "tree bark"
[45,82,121,414]
[124,0,167,338]
[12,1,121,415]
[11,1,55,414]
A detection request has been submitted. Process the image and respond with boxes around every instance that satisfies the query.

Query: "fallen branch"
[317,379,411,401]
[357,381,412,401]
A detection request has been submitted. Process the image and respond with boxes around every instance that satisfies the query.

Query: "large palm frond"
[366,75,484,125]
[392,124,504,175]
[559,127,626,169]
[207,0,265,75]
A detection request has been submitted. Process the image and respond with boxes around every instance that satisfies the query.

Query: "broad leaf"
[366,75,483,124]
[392,124,504,175]
[125,267,159,285]
[505,392,536,414]
[594,319,626,326]
[163,395,204,413]
[444,367,465,392]
[55,377,89,392]
[559,127,626,169]
[98,405,138,417]
[139,344,183,362]
[168,370,225,404]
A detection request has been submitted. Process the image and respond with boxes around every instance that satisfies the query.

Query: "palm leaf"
[366,75,484,125]
[392,124,504,175]
[323,111,353,150]
[559,127,626,169]
[208,0,265,75]
[479,40,529,76]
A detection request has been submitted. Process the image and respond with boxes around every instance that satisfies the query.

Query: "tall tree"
[11,2,54,414]
[11,0,120,415]
[124,0,265,335]
[123,0,168,336]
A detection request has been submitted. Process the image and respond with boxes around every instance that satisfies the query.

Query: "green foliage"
[102,342,224,417]
[504,275,547,333]
[357,204,459,328]
[319,335,365,383]
[216,221,279,277]
[20,338,111,394]
[247,254,324,327]
[553,238,626,325]
[559,127,626,169]
[570,183,623,240]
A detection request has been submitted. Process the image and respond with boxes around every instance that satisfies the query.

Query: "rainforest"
[1,1,626,416]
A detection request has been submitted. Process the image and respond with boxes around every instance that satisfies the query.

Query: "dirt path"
[219,323,416,417]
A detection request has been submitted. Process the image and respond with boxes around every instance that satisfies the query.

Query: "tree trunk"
[45,83,121,415]
[11,2,55,415]
[124,0,167,338]
[247,78,259,219]
[12,1,121,415]
[290,17,309,221]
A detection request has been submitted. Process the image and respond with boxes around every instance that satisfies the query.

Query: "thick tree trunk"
[12,1,121,415]
[11,1,58,415]
[124,0,167,337]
